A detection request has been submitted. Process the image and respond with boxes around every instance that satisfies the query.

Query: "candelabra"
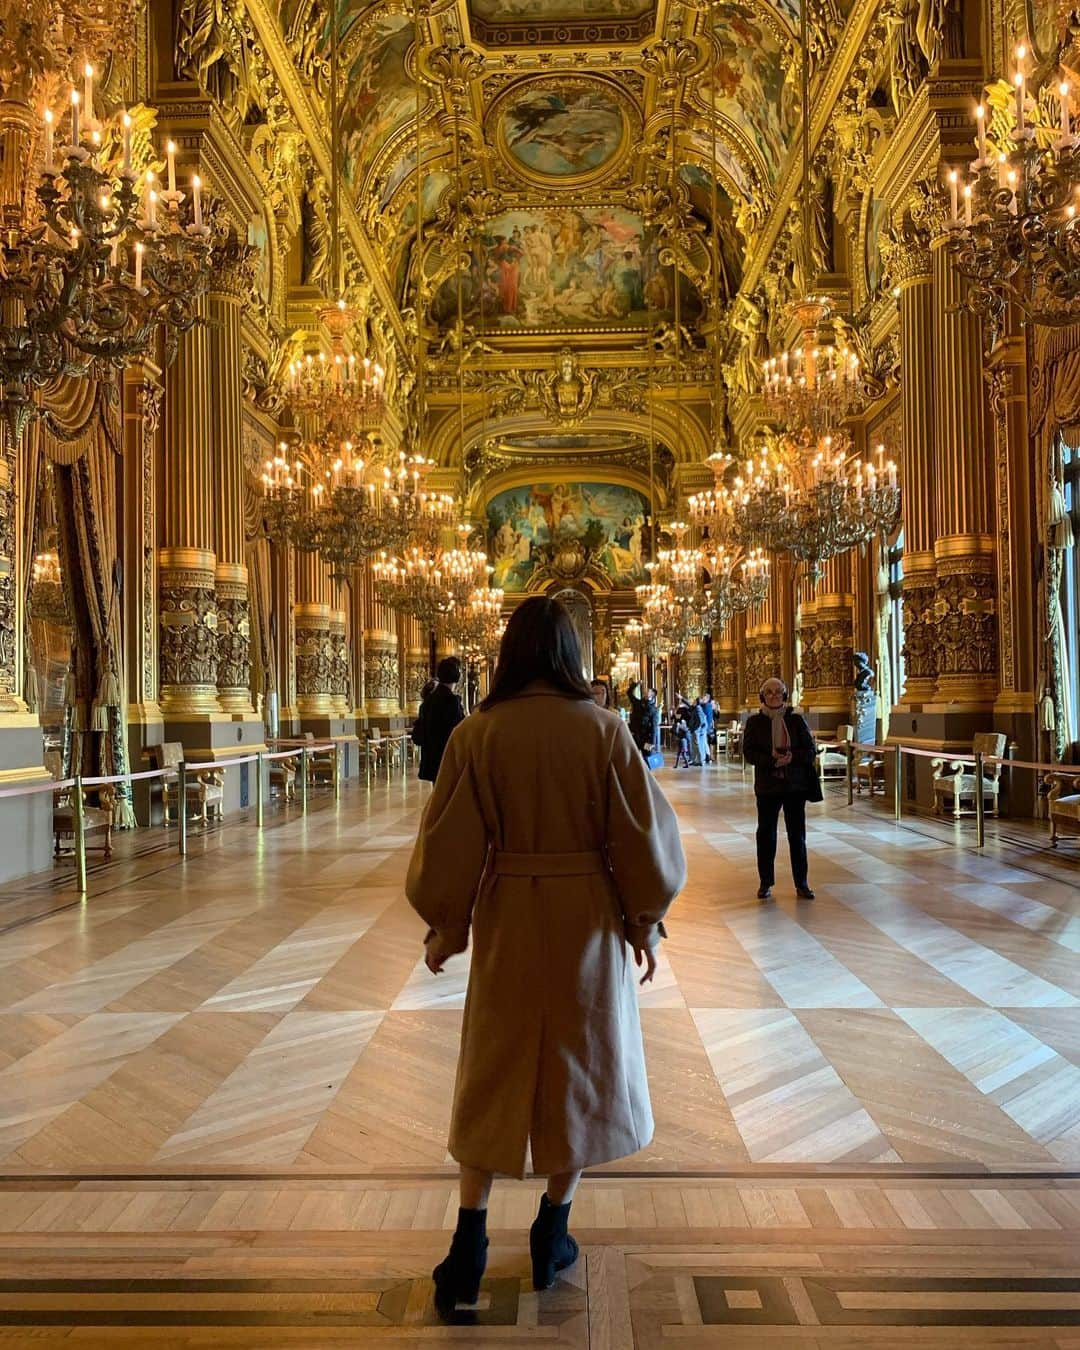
[446,586,506,659]
[943,47,1080,341]
[624,616,664,661]
[285,300,386,446]
[261,441,444,582]
[760,296,863,436]
[2,68,213,442]
[373,524,491,630]
[705,546,770,632]
[29,550,68,626]
[735,432,900,584]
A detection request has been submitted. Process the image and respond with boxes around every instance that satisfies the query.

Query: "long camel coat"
[406,684,686,1177]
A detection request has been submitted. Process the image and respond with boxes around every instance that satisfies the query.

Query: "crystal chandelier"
[732,433,900,584]
[944,46,1080,341]
[2,67,212,442]
[624,616,665,660]
[280,9,384,450]
[705,544,770,631]
[373,524,491,630]
[446,586,506,658]
[760,297,862,435]
[634,522,713,653]
[261,439,445,581]
[285,301,386,445]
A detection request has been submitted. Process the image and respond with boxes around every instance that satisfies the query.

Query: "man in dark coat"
[742,677,823,901]
[414,656,466,782]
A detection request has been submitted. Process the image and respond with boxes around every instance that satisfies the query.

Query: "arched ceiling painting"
[287,0,799,353]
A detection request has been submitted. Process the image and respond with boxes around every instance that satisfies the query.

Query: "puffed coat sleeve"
[405,727,489,953]
[605,719,687,950]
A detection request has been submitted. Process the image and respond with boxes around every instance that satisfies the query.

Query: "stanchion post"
[975,749,985,848]
[846,743,854,806]
[73,774,87,895]
[893,745,902,822]
[385,737,392,785]
[300,748,309,814]
[400,734,407,780]
[178,762,188,856]
[333,744,341,800]
[256,751,264,828]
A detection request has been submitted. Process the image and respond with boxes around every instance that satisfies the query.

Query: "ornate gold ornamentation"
[933,556,998,683]
[987,364,1016,693]
[901,576,938,687]
[485,349,647,424]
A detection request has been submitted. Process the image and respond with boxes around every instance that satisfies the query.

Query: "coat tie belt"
[491,849,607,877]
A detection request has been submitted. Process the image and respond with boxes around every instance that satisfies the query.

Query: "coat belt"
[491,850,607,877]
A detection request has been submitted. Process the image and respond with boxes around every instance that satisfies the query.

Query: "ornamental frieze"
[714,649,738,704]
[159,585,219,689]
[295,626,334,697]
[932,561,998,679]
[216,595,252,693]
[901,579,938,683]
[364,645,400,704]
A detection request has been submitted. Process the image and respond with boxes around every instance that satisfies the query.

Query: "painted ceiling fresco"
[702,2,797,183]
[429,207,702,331]
[487,481,650,592]
[470,0,654,22]
[337,10,431,194]
[492,81,629,184]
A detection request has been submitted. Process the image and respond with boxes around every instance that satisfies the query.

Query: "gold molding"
[934,534,996,560]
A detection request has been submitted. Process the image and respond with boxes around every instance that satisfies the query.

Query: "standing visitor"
[627,680,646,751]
[589,678,612,709]
[742,677,821,900]
[413,657,466,783]
[641,686,661,758]
[406,596,686,1315]
[698,692,715,762]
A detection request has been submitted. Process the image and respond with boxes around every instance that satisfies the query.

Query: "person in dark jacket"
[742,677,822,901]
[414,656,466,782]
[627,681,646,750]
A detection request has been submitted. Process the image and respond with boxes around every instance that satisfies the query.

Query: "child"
[674,711,692,768]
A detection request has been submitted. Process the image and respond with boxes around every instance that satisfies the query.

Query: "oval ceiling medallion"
[489,76,637,188]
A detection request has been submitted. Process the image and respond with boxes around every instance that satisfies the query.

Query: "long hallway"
[0,768,1078,1342]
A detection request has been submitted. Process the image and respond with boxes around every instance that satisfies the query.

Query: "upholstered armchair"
[53,783,116,860]
[817,724,854,779]
[155,743,225,824]
[854,746,886,796]
[932,732,1007,818]
[1047,771,1080,847]
[725,720,743,761]
[269,754,298,800]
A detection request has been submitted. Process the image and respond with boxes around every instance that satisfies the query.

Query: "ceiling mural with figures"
[490,78,635,186]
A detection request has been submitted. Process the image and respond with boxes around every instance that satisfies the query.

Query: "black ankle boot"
[432,1207,488,1315]
[529,1193,579,1291]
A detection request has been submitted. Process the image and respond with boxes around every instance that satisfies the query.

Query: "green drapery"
[1029,324,1080,762]
[39,375,136,827]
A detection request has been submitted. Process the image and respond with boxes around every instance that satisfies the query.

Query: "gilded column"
[403,614,428,715]
[931,235,998,709]
[744,563,783,703]
[891,216,938,708]
[809,552,855,723]
[208,237,257,715]
[159,295,220,716]
[294,552,334,718]
[0,452,18,712]
[363,565,401,717]
[712,633,738,721]
[682,639,706,698]
[797,574,817,708]
[329,608,349,716]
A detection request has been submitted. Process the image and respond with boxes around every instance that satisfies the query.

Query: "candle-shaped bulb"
[70,87,80,146]
[83,62,93,116]
[191,172,202,227]
[166,139,177,193]
[42,108,54,172]
[134,239,144,290]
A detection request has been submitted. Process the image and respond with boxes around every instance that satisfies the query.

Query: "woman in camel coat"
[407,595,685,1314]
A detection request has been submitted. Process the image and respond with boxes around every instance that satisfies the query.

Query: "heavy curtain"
[244,479,275,722]
[39,374,136,826]
[1029,324,1080,763]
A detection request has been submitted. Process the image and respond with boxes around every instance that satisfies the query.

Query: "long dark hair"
[480,595,593,710]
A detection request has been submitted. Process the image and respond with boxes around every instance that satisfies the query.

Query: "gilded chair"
[854,746,885,796]
[932,732,1007,818]
[154,742,225,824]
[53,783,116,860]
[269,754,298,800]
[725,720,743,761]
[817,724,854,780]
[1047,771,1080,847]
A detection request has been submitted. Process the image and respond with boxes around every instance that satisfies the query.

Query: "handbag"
[646,750,665,771]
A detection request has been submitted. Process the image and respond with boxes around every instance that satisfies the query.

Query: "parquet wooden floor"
[0,765,1078,1343]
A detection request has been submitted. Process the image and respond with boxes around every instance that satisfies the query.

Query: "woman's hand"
[632,942,658,985]
[424,931,456,974]
[773,749,792,766]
